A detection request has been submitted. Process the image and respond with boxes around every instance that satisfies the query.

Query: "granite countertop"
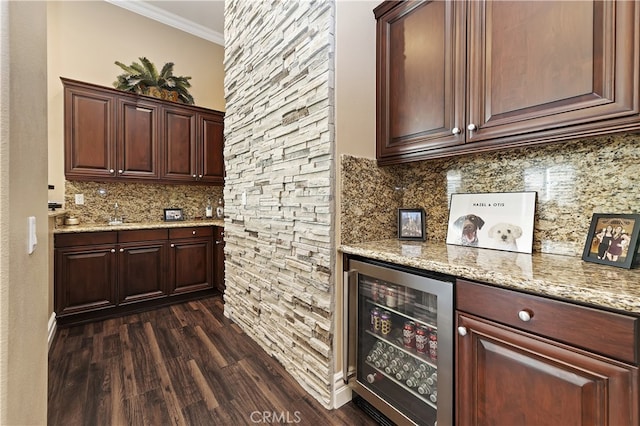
[54,219,225,233]
[340,240,640,315]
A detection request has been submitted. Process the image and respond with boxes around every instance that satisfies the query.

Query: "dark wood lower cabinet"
[118,240,168,304]
[54,226,224,326]
[456,279,639,426]
[169,227,213,295]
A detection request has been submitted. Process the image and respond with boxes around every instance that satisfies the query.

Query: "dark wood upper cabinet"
[117,97,160,180]
[63,83,116,179]
[62,77,224,185]
[375,0,640,164]
[161,105,198,182]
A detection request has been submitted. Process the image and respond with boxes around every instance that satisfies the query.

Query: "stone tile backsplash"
[64,181,223,224]
[341,133,640,256]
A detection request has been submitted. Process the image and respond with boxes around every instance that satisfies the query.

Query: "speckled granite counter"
[340,240,640,315]
[54,219,225,234]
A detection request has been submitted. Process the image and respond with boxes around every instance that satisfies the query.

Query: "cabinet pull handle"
[518,309,533,322]
[452,127,461,135]
[110,249,116,253]
[467,123,478,132]
[457,326,468,336]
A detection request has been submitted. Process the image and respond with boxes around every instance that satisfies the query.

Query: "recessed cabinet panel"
[55,246,117,315]
[200,112,225,184]
[376,0,463,159]
[118,99,159,179]
[162,107,197,181]
[118,242,167,304]
[64,87,115,178]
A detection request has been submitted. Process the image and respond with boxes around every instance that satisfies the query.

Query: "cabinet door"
[467,0,640,145]
[64,84,116,179]
[54,245,117,315]
[457,313,639,426]
[161,106,197,182]
[169,237,213,295]
[375,0,464,163]
[213,227,225,293]
[118,241,168,304]
[198,111,225,185]
[117,98,160,180]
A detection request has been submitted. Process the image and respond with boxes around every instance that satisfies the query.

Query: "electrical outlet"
[242,191,247,206]
[75,194,84,205]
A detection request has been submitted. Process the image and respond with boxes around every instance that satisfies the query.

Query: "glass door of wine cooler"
[344,259,453,426]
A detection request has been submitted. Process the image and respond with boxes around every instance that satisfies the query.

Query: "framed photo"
[398,208,426,241]
[446,192,537,253]
[582,213,640,269]
[163,208,184,222]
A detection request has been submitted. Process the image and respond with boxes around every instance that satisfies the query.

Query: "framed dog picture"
[582,213,640,269]
[398,208,426,241]
[446,192,536,253]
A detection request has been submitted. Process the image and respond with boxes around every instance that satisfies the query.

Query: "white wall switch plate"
[28,216,37,254]
[75,194,84,205]
[242,191,247,206]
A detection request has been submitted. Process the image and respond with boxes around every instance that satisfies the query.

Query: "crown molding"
[105,0,224,46]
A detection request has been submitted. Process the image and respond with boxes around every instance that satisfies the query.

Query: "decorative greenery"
[113,57,194,105]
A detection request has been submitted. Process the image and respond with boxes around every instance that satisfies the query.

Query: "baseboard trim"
[333,371,352,409]
[48,312,57,351]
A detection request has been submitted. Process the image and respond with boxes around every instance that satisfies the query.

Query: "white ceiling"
[106,0,225,46]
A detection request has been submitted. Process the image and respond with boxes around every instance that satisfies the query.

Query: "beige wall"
[333,0,377,399]
[1,2,49,424]
[46,0,225,204]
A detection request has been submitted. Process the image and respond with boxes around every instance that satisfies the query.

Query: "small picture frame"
[582,213,640,269]
[163,208,184,222]
[398,208,426,241]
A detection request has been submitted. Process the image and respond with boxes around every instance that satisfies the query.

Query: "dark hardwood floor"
[48,296,379,426]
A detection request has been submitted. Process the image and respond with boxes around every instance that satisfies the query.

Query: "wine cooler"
[344,258,454,426]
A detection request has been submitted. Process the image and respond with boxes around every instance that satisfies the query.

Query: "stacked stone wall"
[223,0,335,406]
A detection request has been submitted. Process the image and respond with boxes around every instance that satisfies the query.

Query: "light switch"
[242,191,247,206]
[28,216,37,254]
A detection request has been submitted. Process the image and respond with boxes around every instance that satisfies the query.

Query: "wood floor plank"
[194,325,229,368]
[187,359,220,410]
[143,321,188,426]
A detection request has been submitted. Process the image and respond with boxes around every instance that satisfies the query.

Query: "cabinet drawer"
[456,279,639,364]
[169,226,212,239]
[118,228,168,243]
[55,231,116,248]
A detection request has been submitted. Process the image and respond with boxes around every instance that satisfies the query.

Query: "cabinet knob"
[198,174,203,179]
[118,169,123,174]
[215,240,220,245]
[467,123,478,132]
[170,243,175,248]
[192,174,197,178]
[518,309,533,322]
[110,249,116,253]
[457,326,468,336]
[119,248,124,253]
[221,232,224,236]
[452,127,461,135]
[192,230,196,235]
[109,169,115,174]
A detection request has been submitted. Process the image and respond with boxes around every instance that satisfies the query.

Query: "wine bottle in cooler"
[366,372,384,383]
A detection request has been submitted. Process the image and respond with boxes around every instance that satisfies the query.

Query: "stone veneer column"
[223,1,335,406]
